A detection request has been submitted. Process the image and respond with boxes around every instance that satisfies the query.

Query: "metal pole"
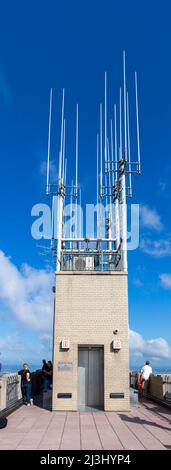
[110,119,115,187]
[123,50,127,159]
[70,180,73,249]
[105,73,108,207]
[51,195,54,249]
[127,92,132,197]
[119,87,122,160]
[100,103,103,197]
[105,72,107,171]
[119,162,127,272]
[97,134,99,237]
[135,72,141,173]
[75,104,79,239]
[114,103,120,250]
[46,88,52,194]
[58,88,65,182]
[107,138,112,205]
[75,103,79,195]
[62,119,66,182]
[64,158,67,187]
[99,103,103,239]
[56,89,65,271]
[56,191,64,271]
[114,104,118,181]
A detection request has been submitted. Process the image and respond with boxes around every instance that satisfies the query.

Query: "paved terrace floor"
[0,400,171,450]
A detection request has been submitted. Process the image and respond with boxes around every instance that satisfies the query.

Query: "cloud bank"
[0,250,54,332]
[129,329,171,360]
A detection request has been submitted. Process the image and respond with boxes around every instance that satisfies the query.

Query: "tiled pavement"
[0,400,171,450]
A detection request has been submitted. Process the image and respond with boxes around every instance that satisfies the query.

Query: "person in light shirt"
[141,361,152,381]
[138,360,152,398]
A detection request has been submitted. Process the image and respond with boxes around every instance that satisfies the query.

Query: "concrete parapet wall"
[130,372,171,404]
[0,370,43,415]
[149,375,164,400]
[0,374,22,413]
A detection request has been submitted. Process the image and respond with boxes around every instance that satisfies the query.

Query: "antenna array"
[46,52,141,273]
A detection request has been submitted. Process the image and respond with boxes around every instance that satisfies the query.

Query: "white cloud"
[129,329,145,351]
[40,160,57,183]
[129,329,171,360]
[140,205,164,231]
[140,238,171,257]
[145,338,171,358]
[0,250,54,332]
[160,273,171,290]
[0,332,52,365]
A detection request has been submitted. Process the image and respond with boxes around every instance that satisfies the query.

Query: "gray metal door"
[78,347,104,409]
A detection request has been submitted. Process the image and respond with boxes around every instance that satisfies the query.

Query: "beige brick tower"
[52,270,130,411]
[48,52,141,412]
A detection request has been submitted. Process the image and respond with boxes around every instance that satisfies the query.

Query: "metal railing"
[61,252,123,272]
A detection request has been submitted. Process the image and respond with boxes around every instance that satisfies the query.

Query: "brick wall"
[52,271,130,411]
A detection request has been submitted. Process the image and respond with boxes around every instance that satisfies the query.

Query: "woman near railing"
[18,363,32,406]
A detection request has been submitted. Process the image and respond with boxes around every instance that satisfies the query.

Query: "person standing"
[42,359,53,391]
[18,363,32,406]
[138,360,152,399]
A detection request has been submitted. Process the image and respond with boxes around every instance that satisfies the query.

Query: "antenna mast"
[135,72,141,174]
[45,51,141,274]
[46,88,52,195]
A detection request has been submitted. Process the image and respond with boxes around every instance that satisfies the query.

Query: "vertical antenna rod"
[135,72,141,173]
[100,103,103,198]
[119,81,127,271]
[104,72,107,171]
[70,180,73,249]
[107,138,112,204]
[97,134,99,236]
[50,195,54,249]
[114,104,118,180]
[127,92,132,196]
[114,103,120,249]
[46,88,52,194]
[57,89,65,271]
[123,50,127,159]
[110,119,115,187]
[64,158,67,187]
[58,88,65,182]
[104,73,108,206]
[119,88,122,160]
[107,138,112,259]
[75,103,79,195]
[62,119,66,182]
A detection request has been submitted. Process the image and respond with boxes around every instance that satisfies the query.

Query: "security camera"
[113,329,118,335]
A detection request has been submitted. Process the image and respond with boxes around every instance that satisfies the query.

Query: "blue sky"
[0,0,171,370]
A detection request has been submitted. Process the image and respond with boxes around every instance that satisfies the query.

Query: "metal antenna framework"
[46,51,141,273]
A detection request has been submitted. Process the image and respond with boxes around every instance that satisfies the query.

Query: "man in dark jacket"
[42,360,52,391]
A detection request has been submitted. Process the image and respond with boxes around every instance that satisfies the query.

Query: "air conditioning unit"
[73,256,94,271]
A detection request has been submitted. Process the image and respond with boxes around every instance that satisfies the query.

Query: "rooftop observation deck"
[1,398,171,450]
